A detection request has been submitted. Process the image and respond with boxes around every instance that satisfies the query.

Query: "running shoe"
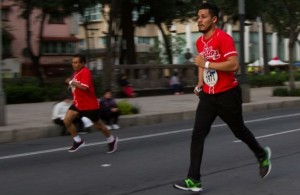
[259,147,272,178]
[107,136,118,153]
[173,178,203,192]
[68,140,85,152]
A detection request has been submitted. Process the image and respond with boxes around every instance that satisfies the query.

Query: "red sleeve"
[79,68,91,88]
[220,33,238,58]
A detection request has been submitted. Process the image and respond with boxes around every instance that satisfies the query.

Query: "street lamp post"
[0,6,7,126]
[238,0,250,103]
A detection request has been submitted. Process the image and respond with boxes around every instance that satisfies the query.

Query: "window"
[81,4,101,22]
[138,37,151,44]
[42,41,76,54]
[99,37,107,46]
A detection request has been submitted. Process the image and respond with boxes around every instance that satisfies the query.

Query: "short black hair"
[73,54,86,64]
[199,2,219,19]
[103,89,112,94]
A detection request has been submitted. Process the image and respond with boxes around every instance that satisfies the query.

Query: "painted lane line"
[233,128,300,143]
[1,113,300,160]
[0,128,192,160]
[101,164,111,167]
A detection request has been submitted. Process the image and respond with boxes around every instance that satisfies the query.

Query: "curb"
[1,99,300,144]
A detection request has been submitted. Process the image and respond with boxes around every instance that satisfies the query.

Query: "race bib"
[203,69,218,87]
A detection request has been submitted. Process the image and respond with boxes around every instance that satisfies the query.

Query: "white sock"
[73,135,82,143]
[107,135,114,143]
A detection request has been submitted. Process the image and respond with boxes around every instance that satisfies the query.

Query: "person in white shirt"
[52,96,93,135]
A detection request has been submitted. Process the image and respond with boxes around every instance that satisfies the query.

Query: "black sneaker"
[107,136,118,153]
[259,147,272,178]
[173,178,203,192]
[68,140,85,152]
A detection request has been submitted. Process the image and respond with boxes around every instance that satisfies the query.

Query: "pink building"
[1,0,80,77]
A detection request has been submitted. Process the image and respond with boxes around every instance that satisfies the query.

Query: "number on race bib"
[203,69,218,87]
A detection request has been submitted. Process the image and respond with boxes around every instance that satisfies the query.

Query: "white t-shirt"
[51,101,72,120]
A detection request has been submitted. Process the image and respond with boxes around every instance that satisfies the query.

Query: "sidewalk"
[1,87,300,143]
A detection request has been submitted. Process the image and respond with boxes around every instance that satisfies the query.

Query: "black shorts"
[69,104,100,122]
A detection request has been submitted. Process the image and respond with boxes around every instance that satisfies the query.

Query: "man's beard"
[198,23,213,33]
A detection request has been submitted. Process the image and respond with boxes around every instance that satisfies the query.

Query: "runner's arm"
[70,81,88,90]
[208,56,239,72]
[194,55,239,72]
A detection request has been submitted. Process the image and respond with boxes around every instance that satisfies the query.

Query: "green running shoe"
[259,147,272,178]
[173,178,203,192]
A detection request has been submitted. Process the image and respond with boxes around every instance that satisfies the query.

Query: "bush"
[117,100,140,115]
[247,74,287,87]
[3,75,104,104]
[4,85,45,104]
[3,77,40,86]
[273,88,289,96]
[273,87,300,96]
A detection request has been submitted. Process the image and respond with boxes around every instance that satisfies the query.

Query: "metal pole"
[238,0,250,103]
[0,5,7,126]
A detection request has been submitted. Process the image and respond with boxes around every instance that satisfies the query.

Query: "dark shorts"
[69,104,100,122]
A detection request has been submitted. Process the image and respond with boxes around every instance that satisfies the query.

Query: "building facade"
[1,1,299,78]
[76,4,300,69]
[1,0,80,78]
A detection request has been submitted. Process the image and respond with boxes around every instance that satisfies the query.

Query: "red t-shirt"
[196,28,238,94]
[71,66,99,111]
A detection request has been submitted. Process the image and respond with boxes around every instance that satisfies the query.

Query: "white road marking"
[0,113,300,160]
[101,164,111,167]
[233,128,300,143]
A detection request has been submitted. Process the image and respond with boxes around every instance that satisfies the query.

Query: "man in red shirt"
[64,54,118,153]
[174,3,271,192]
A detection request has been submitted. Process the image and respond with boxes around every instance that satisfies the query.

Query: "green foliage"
[273,88,300,97]
[263,0,300,38]
[3,76,103,104]
[3,77,40,86]
[247,73,288,87]
[4,85,45,104]
[117,100,140,115]
[152,35,186,64]
[44,86,69,101]
[135,0,198,26]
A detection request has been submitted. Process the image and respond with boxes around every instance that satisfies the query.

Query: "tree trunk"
[25,6,44,86]
[261,17,269,74]
[119,37,126,64]
[157,23,173,64]
[288,32,296,91]
[120,0,136,64]
[102,0,118,90]
[83,20,91,64]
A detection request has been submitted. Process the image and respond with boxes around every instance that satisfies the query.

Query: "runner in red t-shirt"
[174,3,271,193]
[195,28,238,94]
[64,54,118,153]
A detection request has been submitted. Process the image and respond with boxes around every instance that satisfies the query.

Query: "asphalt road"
[1,106,300,195]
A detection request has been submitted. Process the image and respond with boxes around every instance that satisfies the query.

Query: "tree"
[212,0,271,73]
[1,28,14,58]
[14,0,98,86]
[135,0,198,64]
[99,0,120,89]
[119,0,137,64]
[263,0,300,90]
[99,0,199,66]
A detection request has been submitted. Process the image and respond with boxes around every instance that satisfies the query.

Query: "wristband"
[205,61,210,69]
